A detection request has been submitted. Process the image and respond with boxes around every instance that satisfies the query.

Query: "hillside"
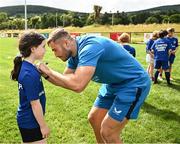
[0,4,180,16]
[130,4,180,14]
[0,5,86,16]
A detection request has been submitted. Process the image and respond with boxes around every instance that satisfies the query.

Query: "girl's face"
[33,40,46,60]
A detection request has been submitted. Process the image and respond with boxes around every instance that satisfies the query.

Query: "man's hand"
[37,62,50,76]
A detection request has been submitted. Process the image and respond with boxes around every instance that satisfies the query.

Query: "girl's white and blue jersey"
[17,61,46,129]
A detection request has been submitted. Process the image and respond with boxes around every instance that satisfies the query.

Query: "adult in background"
[38,28,151,143]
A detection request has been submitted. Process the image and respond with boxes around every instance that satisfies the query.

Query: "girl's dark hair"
[11,31,45,81]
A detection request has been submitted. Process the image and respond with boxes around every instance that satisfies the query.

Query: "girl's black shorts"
[19,127,43,142]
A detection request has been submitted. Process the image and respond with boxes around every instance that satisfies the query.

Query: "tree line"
[0,5,180,30]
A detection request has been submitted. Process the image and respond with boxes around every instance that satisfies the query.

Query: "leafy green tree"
[145,16,159,24]
[60,13,72,27]
[71,14,84,27]
[130,12,151,24]
[169,14,180,23]
[41,13,49,28]
[12,18,24,29]
[86,13,95,25]
[162,15,169,23]
[30,16,41,28]
[0,12,8,23]
[100,12,111,25]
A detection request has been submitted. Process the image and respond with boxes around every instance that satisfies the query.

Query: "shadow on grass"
[174,78,180,84]
[155,79,180,91]
[142,102,180,123]
[174,137,180,143]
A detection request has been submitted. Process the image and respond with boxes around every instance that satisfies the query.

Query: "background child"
[150,30,172,85]
[166,28,179,80]
[118,32,136,57]
[145,31,159,81]
[10,31,50,143]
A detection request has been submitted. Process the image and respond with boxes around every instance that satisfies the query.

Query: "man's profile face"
[49,39,72,62]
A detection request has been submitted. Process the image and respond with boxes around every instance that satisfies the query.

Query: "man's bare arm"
[39,64,95,93]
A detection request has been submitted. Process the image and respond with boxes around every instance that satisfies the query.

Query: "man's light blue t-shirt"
[68,35,147,85]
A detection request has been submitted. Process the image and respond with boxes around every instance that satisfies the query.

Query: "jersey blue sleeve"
[78,44,104,67]
[23,74,40,102]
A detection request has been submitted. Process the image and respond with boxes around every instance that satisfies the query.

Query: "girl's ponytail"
[11,55,23,81]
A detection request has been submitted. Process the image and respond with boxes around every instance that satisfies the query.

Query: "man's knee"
[88,111,96,125]
[88,108,107,124]
[100,125,119,142]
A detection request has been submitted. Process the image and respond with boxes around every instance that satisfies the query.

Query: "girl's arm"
[31,100,50,138]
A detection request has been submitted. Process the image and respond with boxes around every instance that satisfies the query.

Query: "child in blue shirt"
[11,31,50,143]
[118,33,136,57]
[145,31,159,81]
[151,30,172,85]
[166,28,179,80]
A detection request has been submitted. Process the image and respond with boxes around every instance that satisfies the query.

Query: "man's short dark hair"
[47,28,71,45]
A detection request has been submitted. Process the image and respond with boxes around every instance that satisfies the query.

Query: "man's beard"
[63,48,72,62]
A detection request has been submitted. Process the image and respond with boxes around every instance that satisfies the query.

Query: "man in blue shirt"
[166,28,179,80]
[39,28,151,143]
[151,30,172,85]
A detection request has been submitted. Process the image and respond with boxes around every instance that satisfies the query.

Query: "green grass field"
[0,38,180,143]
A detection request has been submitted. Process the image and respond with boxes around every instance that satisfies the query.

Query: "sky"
[0,0,179,13]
